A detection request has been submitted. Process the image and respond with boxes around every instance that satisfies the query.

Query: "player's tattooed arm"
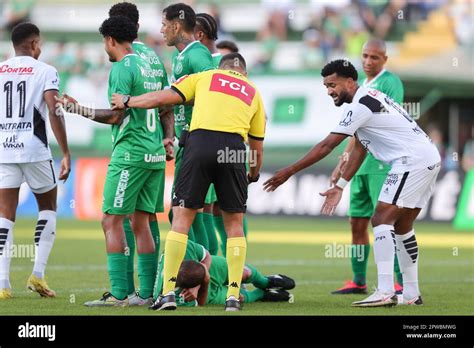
[263,133,348,192]
[330,137,355,185]
[55,93,125,125]
[46,90,71,181]
[338,138,367,183]
[159,105,175,160]
[320,139,366,216]
[111,89,183,110]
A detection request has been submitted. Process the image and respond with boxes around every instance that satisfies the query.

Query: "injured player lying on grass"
[150,240,295,308]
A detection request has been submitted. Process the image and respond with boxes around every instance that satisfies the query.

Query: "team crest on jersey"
[359,139,371,150]
[339,110,353,127]
[175,62,183,75]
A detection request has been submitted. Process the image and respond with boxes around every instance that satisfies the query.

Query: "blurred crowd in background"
[0,0,472,172]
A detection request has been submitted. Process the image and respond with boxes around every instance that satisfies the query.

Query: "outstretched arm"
[263,133,348,192]
[111,89,184,110]
[320,138,367,216]
[55,94,125,125]
[330,137,356,185]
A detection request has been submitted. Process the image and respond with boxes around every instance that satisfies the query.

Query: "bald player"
[330,39,405,295]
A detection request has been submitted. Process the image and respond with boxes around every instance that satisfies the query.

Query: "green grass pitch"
[2,217,473,315]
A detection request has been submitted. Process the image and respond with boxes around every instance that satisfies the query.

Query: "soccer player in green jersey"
[330,39,404,295]
[161,3,214,251]
[108,1,174,306]
[57,16,165,306]
[153,240,295,307]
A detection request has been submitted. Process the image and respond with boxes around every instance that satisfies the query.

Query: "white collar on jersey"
[352,85,367,102]
[212,52,222,57]
[133,41,145,45]
[177,40,199,59]
[122,53,138,59]
[363,68,386,87]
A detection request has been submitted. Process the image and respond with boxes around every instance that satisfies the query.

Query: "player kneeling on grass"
[0,23,71,299]
[264,59,441,308]
[153,240,295,307]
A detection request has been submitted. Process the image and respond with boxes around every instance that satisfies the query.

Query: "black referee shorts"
[172,129,248,213]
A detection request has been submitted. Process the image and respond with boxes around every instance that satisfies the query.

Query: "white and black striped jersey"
[0,56,59,163]
[331,86,440,172]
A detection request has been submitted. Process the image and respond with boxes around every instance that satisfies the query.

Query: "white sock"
[0,218,14,289]
[373,224,395,294]
[395,230,420,299]
[33,210,57,279]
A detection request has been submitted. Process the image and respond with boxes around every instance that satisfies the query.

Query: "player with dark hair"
[161,3,215,254]
[56,16,165,307]
[264,59,440,307]
[216,40,239,55]
[0,22,70,299]
[108,1,174,306]
[330,39,404,295]
[153,240,295,307]
[111,51,266,312]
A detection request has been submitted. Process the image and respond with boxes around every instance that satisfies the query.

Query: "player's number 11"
[3,81,26,119]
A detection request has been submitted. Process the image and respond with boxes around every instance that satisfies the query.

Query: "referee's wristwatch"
[247,173,260,183]
[122,95,131,109]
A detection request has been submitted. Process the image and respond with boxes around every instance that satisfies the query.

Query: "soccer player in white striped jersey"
[0,23,71,299]
[264,59,440,307]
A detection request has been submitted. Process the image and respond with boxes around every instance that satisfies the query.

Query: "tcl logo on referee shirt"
[209,73,255,106]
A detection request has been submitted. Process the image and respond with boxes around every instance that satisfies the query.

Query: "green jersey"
[211,52,223,68]
[132,41,169,154]
[171,41,214,138]
[357,69,404,175]
[107,54,166,170]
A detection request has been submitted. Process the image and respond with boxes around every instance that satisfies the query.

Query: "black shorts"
[172,129,248,213]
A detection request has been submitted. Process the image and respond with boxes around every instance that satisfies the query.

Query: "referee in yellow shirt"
[111,53,266,312]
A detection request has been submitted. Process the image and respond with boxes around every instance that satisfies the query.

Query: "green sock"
[242,288,264,303]
[394,253,403,285]
[149,220,160,261]
[214,215,227,256]
[203,213,218,255]
[137,253,156,298]
[193,213,209,249]
[243,216,248,238]
[351,244,370,286]
[123,218,135,295]
[107,253,128,300]
[245,264,269,289]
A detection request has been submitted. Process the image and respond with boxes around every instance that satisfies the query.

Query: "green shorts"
[348,174,387,218]
[102,162,164,215]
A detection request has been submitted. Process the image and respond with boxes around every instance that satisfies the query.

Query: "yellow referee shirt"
[170,69,266,141]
